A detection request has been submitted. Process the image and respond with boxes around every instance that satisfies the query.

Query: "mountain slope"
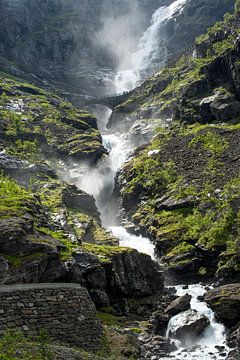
[117,4,240,284]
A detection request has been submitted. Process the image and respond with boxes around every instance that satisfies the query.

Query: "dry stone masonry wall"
[0,283,103,350]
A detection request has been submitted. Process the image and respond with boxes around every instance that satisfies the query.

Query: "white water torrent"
[60,2,230,359]
[110,226,155,259]
[114,0,188,92]
[164,285,229,359]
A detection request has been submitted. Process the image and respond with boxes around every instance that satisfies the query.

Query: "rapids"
[64,1,229,358]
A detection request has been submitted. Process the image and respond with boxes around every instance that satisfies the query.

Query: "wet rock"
[164,294,192,317]
[167,309,210,345]
[204,284,240,327]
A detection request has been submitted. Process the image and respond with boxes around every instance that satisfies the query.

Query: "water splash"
[109,226,155,259]
[164,284,229,359]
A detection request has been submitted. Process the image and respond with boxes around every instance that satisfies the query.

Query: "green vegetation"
[0,173,35,218]
[0,72,102,162]
[189,131,229,156]
[0,329,53,360]
[97,310,127,328]
[122,120,240,278]
[235,0,240,13]
[82,243,131,263]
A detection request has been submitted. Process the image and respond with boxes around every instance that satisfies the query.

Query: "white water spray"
[114,0,188,92]
[165,284,229,359]
[110,226,155,259]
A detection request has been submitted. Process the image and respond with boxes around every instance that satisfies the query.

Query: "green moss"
[97,311,127,328]
[0,329,54,360]
[198,267,207,276]
[189,131,229,156]
[2,253,45,268]
[196,20,225,44]
[166,242,195,257]
[235,0,240,13]
[0,71,102,162]
[0,173,35,218]
[37,226,78,260]
[82,243,131,263]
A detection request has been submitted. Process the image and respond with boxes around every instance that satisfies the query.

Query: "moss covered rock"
[120,110,240,283]
[0,72,105,163]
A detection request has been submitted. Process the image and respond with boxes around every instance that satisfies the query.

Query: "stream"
[63,0,229,358]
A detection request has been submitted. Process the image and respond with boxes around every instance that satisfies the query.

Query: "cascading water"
[59,2,229,359]
[164,285,229,359]
[114,0,189,93]
[110,226,155,260]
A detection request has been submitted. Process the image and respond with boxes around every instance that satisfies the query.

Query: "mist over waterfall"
[114,0,188,92]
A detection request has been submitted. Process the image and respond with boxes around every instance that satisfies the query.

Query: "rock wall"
[0,283,103,350]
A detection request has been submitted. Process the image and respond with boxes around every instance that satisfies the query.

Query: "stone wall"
[0,283,103,350]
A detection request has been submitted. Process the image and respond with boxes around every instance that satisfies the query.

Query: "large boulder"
[167,309,210,345]
[199,92,240,122]
[204,284,240,327]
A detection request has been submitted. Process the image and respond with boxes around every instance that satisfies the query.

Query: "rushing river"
[63,0,229,358]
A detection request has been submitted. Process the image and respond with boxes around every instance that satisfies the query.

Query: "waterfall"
[57,1,230,359]
[114,0,188,92]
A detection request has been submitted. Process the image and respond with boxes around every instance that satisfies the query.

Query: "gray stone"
[168,309,210,345]
[164,294,192,317]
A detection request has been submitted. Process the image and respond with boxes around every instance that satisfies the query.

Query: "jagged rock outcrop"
[74,246,164,313]
[0,170,164,317]
[0,72,105,163]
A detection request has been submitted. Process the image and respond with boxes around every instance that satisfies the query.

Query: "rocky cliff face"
[117,5,240,284]
[0,0,234,102]
[0,0,167,100]
[0,71,163,321]
[145,0,235,76]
